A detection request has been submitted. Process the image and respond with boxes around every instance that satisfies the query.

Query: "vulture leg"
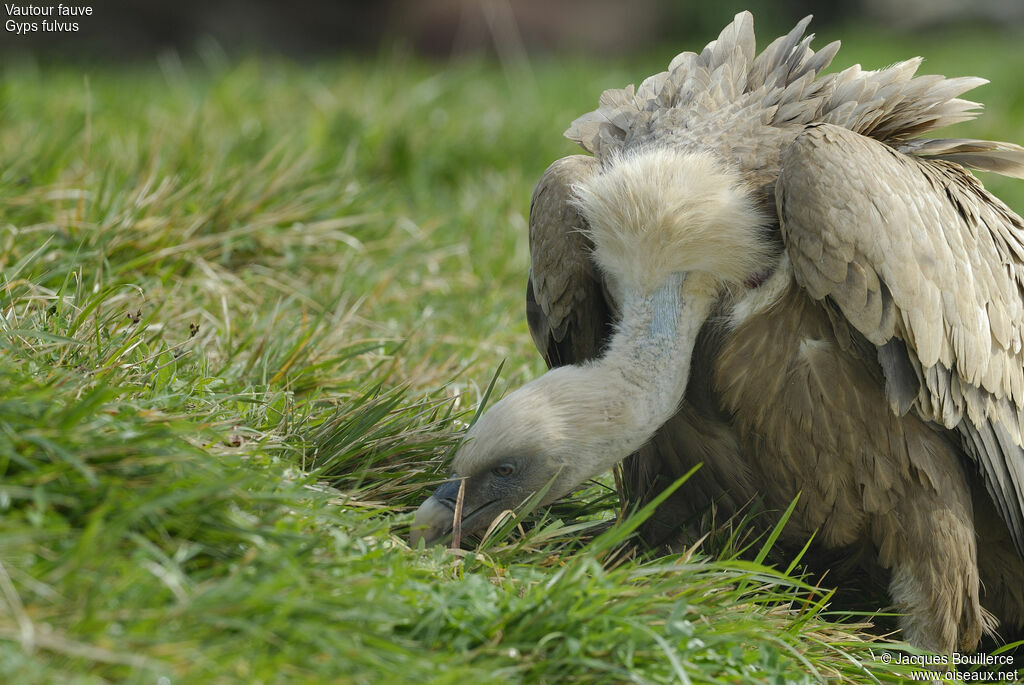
[876,465,985,653]
[972,473,1024,640]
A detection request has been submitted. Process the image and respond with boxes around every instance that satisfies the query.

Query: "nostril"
[431,478,463,509]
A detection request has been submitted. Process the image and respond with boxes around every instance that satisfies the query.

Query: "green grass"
[3,27,1024,684]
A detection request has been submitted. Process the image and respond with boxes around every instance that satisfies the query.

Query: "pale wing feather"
[778,123,1024,555]
[527,155,611,368]
[899,138,1024,179]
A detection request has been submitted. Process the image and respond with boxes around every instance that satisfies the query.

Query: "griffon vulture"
[411,12,1024,653]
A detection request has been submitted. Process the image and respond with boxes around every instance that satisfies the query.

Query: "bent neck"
[552,273,715,486]
[603,273,714,438]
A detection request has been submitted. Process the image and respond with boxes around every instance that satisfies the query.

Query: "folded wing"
[778,123,1024,555]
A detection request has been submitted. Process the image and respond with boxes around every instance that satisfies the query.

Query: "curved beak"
[410,494,455,547]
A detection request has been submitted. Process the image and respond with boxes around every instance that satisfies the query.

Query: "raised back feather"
[565,11,991,163]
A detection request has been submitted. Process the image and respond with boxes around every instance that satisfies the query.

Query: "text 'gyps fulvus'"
[411,12,1024,653]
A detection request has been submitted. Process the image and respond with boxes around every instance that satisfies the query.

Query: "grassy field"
[2,25,1024,684]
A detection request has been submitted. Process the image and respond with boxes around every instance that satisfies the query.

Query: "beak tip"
[409,495,452,547]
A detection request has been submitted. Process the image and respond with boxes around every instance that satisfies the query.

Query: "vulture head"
[411,367,622,545]
[411,149,769,546]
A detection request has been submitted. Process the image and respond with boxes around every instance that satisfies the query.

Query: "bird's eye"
[493,463,515,477]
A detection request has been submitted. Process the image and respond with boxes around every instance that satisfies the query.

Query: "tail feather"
[900,138,1024,179]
